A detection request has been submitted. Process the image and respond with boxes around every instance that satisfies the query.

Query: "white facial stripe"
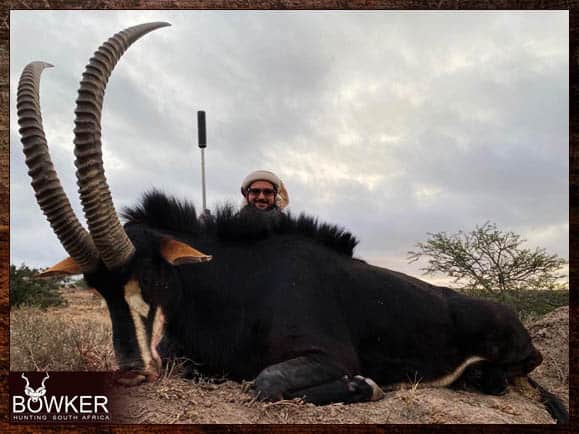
[150,306,165,369]
[124,279,150,317]
[123,279,152,368]
[385,355,486,391]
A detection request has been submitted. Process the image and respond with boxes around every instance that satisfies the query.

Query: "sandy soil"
[37,288,573,423]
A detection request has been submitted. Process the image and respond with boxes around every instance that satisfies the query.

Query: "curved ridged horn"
[73,22,171,269]
[17,61,100,272]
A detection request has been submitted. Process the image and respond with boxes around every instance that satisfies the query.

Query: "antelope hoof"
[114,369,149,386]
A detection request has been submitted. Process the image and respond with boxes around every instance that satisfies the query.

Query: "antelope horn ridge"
[17,61,100,272]
[73,22,171,269]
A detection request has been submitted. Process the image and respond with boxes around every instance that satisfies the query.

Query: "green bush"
[461,288,569,321]
[10,264,67,308]
[408,222,568,294]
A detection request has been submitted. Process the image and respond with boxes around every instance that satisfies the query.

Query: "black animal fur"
[99,190,568,421]
[122,190,358,257]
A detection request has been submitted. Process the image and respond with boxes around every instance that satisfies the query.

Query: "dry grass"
[9,287,569,424]
[10,289,115,371]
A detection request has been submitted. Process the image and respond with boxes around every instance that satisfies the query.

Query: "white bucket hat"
[240,170,289,209]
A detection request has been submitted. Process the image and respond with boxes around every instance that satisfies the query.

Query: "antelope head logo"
[21,373,49,402]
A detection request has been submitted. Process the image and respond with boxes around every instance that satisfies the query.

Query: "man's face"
[246,180,277,210]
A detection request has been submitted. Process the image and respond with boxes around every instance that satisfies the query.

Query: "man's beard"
[251,200,276,211]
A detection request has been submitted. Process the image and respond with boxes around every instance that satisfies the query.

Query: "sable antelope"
[16,22,568,423]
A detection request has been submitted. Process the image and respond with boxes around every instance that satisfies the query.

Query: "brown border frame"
[1,1,575,431]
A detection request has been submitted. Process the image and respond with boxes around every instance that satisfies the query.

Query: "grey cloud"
[10,11,568,280]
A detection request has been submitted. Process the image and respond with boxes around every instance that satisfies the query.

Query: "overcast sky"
[9,10,568,285]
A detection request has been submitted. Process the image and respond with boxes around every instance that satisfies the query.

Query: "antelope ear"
[160,237,212,265]
[37,256,82,277]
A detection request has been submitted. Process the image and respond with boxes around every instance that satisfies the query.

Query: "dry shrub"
[10,307,115,371]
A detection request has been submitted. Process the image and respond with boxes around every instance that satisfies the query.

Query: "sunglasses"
[247,188,276,196]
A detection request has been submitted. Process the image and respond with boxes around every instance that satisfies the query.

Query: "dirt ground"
[12,288,569,424]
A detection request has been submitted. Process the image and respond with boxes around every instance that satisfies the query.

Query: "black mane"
[122,190,358,257]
